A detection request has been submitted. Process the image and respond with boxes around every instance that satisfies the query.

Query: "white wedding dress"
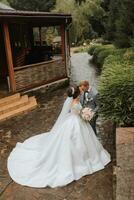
[7,97,111,188]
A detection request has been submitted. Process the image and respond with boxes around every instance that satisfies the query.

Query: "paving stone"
[116,128,134,200]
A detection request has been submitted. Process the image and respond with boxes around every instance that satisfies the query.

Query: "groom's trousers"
[89,113,98,135]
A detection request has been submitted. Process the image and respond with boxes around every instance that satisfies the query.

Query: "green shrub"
[93,45,107,58]
[88,44,100,55]
[110,48,126,58]
[103,50,126,69]
[94,44,114,56]
[73,46,90,53]
[98,54,134,127]
[89,44,115,68]
[103,48,134,70]
[89,45,134,126]
[97,48,115,67]
[123,48,134,63]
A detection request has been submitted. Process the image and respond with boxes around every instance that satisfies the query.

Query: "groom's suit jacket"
[80,87,99,112]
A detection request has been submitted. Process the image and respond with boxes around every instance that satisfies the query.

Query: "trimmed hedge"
[98,51,134,127]
[88,44,134,126]
[88,44,115,69]
[88,44,101,55]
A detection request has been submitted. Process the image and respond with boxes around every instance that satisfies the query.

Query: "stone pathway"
[0,53,115,200]
[70,52,98,89]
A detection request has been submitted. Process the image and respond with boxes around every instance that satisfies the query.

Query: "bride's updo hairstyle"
[67,86,80,99]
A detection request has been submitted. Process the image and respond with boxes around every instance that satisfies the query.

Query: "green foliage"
[104,0,134,48]
[123,48,134,63]
[54,0,105,44]
[103,0,119,41]
[88,44,101,55]
[96,48,115,66]
[100,0,110,12]
[88,44,115,68]
[75,0,86,5]
[0,0,9,5]
[7,0,56,11]
[88,44,134,126]
[103,49,126,68]
[103,48,134,68]
[114,0,134,48]
[93,44,114,57]
[73,45,90,53]
[98,49,134,127]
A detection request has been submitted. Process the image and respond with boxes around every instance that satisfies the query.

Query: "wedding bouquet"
[80,107,94,121]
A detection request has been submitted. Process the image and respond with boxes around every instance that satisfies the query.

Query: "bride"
[7,86,111,188]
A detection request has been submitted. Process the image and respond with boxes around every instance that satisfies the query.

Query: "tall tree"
[7,0,56,11]
[104,0,119,41]
[114,0,134,47]
[104,0,134,47]
[0,0,10,5]
[54,0,104,43]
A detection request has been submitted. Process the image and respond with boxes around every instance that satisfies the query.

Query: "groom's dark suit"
[80,87,99,135]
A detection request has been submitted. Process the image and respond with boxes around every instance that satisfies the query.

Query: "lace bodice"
[70,102,82,115]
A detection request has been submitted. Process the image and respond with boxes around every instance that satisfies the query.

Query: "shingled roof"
[0,3,72,24]
[0,9,71,18]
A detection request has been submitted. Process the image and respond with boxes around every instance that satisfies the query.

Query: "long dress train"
[7,98,111,188]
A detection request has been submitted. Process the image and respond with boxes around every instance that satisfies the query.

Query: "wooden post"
[60,24,66,61]
[28,26,34,47]
[60,24,68,77]
[3,23,16,92]
[39,26,42,46]
[65,28,71,77]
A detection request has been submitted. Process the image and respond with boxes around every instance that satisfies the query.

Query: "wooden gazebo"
[0,9,72,93]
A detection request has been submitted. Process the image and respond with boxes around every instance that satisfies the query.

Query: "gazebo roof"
[0,9,72,24]
[0,9,71,19]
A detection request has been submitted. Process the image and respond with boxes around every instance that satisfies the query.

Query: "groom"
[79,80,99,135]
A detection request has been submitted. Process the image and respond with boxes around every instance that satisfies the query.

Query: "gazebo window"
[33,27,40,46]
[32,26,62,59]
[9,24,63,68]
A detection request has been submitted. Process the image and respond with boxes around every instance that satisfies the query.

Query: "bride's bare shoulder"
[71,99,80,107]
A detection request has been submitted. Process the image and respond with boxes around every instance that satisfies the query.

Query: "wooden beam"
[3,23,16,92]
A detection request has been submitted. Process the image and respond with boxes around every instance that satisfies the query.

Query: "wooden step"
[0,96,37,122]
[0,95,29,115]
[0,93,21,107]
